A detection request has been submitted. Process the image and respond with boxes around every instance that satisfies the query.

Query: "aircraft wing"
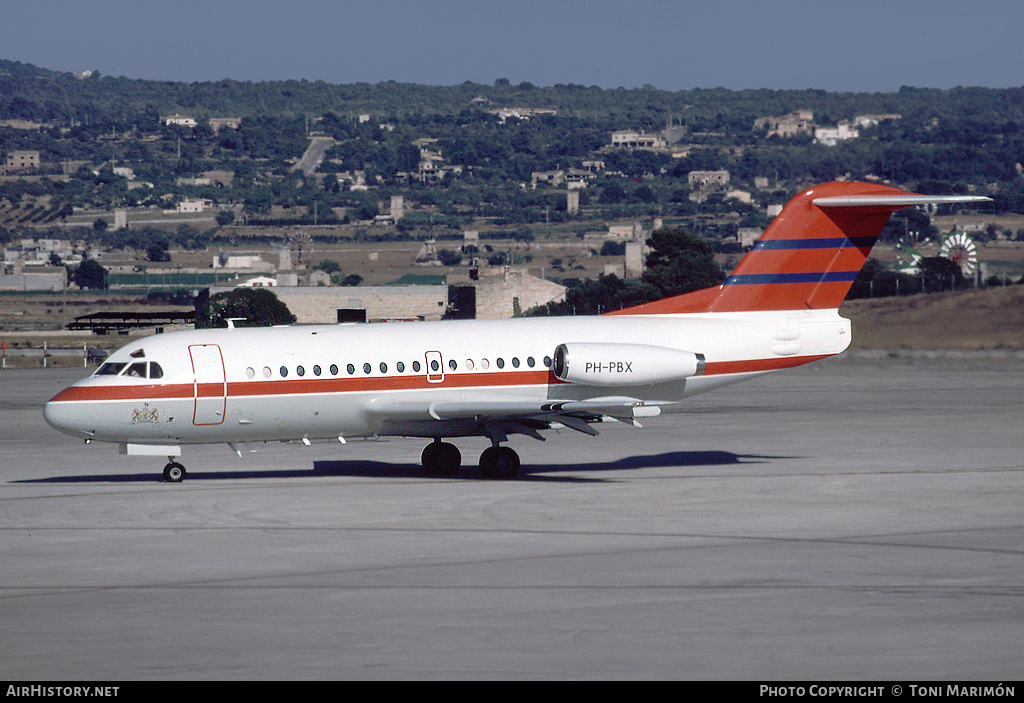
[372,395,664,438]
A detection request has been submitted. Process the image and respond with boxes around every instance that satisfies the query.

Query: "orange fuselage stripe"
[49,355,827,404]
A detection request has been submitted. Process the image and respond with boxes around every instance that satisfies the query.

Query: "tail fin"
[612,182,989,315]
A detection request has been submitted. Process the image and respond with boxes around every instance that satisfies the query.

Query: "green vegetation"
[195,287,296,328]
[1,60,1018,236]
[528,227,724,315]
[1,60,1019,308]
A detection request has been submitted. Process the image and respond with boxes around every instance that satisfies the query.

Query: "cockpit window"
[125,362,148,378]
[96,360,163,379]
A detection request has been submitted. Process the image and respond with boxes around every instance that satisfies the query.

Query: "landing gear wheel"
[162,461,186,483]
[421,440,461,476]
[479,446,520,480]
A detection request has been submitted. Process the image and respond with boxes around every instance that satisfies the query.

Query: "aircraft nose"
[44,389,92,439]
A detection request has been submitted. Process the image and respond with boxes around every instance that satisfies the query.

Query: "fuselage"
[43,308,850,448]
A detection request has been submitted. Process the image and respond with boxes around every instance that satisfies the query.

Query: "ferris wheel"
[938,231,979,277]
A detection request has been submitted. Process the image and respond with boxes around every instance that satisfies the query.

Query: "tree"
[527,227,722,316]
[196,288,297,328]
[315,259,342,274]
[73,259,107,289]
[641,227,725,298]
[918,256,967,293]
[146,239,171,262]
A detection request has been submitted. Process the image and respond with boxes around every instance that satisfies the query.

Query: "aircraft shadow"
[13,450,793,485]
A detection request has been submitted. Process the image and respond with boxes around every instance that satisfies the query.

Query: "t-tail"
[611,182,990,316]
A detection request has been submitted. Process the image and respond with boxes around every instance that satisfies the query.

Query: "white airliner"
[44,182,988,482]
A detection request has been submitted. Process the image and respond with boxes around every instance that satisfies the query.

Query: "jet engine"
[552,343,705,386]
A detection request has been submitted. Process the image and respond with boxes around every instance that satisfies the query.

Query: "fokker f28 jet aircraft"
[44,182,989,482]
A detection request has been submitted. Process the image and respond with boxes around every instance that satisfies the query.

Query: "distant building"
[464,269,567,320]
[213,254,273,272]
[853,114,901,128]
[0,267,66,292]
[163,114,197,128]
[0,119,43,131]
[610,130,666,148]
[236,276,277,287]
[177,199,206,213]
[531,170,565,189]
[754,110,814,138]
[688,170,730,188]
[208,117,242,132]
[814,121,859,146]
[5,150,40,171]
[209,285,450,324]
[487,108,557,123]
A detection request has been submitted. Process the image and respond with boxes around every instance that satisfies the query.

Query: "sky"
[5,0,1023,93]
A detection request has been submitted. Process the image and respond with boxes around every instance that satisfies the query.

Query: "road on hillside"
[293,136,336,175]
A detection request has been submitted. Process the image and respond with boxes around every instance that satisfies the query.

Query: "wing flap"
[426,396,663,420]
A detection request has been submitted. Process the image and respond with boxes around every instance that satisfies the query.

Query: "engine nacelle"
[552,343,706,387]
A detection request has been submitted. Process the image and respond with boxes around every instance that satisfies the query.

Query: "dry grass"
[841,286,1024,350]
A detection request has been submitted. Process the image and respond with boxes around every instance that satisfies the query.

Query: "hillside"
[840,286,1024,350]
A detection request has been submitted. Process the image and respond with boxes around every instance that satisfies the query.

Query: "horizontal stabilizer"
[813,194,991,208]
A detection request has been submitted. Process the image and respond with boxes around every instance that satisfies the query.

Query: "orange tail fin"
[612,182,989,315]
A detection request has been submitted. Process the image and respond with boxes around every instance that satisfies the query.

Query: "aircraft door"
[189,344,226,425]
[424,350,444,383]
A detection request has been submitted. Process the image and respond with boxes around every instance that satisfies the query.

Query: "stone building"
[5,151,40,171]
[468,269,566,319]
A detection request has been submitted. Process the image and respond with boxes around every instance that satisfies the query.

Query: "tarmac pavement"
[1,352,1022,680]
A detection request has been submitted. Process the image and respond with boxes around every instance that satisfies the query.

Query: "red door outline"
[189,344,226,425]
[425,350,444,383]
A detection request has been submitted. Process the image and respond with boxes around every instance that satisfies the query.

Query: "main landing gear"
[420,439,521,480]
[163,460,186,483]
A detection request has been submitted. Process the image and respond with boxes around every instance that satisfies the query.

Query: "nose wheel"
[163,461,186,483]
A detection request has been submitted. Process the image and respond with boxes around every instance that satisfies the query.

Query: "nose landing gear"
[163,460,186,483]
